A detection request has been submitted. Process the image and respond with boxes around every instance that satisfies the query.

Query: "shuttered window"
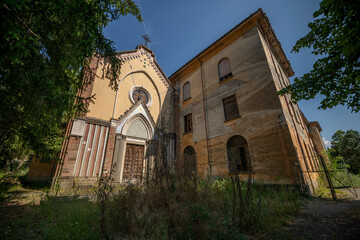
[183,82,191,101]
[218,58,232,81]
[184,114,193,133]
[223,95,240,121]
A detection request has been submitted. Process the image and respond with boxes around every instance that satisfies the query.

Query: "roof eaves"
[169,8,295,81]
[168,8,263,80]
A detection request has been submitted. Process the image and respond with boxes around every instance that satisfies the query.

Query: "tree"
[329,130,360,174]
[279,0,360,112]
[0,0,142,167]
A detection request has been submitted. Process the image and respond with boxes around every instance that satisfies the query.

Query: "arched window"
[227,135,250,173]
[183,146,196,175]
[218,58,232,81]
[183,81,191,101]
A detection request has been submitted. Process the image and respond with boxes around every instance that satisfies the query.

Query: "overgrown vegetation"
[0,165,50,202]
[0,0,142,170]
[0,176,304,239]
[329,129,360,175]
[279,0,360,112]
[315,153,360,199]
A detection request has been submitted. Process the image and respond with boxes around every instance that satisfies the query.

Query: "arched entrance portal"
[121,116,151,182]
[113,103,156,183]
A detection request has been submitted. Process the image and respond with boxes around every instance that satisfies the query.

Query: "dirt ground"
[290,189,360,240]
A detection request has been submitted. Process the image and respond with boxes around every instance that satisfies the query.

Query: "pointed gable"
[115,100,156,137]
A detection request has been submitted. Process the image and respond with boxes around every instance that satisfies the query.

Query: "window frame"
[184,113,193,134]
[222,94,240,121]
[183,145,197,176]
[183,81,191,101]
[218,58,233,81]
[226,135,251,173]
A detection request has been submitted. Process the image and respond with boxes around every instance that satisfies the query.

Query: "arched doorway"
[227,135,250,173]
[183,146,196,176]
[122,116,152,182]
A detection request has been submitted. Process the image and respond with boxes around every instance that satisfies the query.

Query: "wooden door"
[123,144,144,182]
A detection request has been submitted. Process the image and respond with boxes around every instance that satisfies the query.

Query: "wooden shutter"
[223,95,239,121]
[218,58,232,80]
[183,82,191,100]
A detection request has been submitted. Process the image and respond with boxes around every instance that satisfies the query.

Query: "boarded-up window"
[218,58,232,81]
[227,135,250,173]
[223,95,240,121]
[184,114,193,133]
[183,82,191,101]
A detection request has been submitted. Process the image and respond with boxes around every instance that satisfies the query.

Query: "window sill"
[224,116,241,123]
[230,170,255,174]
[219,73,233,83]
[183,131,193,136]
[182,97,191,103]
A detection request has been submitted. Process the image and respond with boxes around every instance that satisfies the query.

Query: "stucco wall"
[258,27,321,191]
[86,48,174,131]
[171,26,324,189]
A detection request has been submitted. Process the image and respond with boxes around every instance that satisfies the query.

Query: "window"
[218,58,232,81]
[132,89,149,104]
[184,114,193,133]
[129,86,152,106]
[227,135,250,173]
[183,146,196,176]
[289,101,300,123]
[303,141,315,171]
[223,95,240,121]
[183,82,191,101]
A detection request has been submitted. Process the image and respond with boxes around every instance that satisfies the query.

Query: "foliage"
[0,134,33,170]
[0,178,304,239]
[0,166,50,201]
[279,0,360,112]
[329,129,360,174]
[315,148,360,199]
[0,0,142,167]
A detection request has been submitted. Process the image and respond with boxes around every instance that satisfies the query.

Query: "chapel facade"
[27,9,327,193]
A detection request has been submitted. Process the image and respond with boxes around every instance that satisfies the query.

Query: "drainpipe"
[197,58,212,175]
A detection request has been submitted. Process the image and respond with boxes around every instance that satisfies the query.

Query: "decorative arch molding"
[115,100,156,139]
[112,70,163,118]
[120,113,154,140]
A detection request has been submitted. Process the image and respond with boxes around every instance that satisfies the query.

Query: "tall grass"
[314,157,360,199]
[1,177,303,239]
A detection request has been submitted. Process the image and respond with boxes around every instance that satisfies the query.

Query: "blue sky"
[103,0,360,147]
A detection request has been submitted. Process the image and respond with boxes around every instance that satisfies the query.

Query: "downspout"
[197,58,212,175]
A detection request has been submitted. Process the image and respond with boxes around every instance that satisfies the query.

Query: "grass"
[0,176,305,239]
[0,168,50,201]
[315,170,360,199]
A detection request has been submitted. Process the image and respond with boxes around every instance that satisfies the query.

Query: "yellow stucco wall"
[87,47,173,128]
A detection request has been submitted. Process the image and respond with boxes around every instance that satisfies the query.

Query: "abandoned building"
[27,9,327,192]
